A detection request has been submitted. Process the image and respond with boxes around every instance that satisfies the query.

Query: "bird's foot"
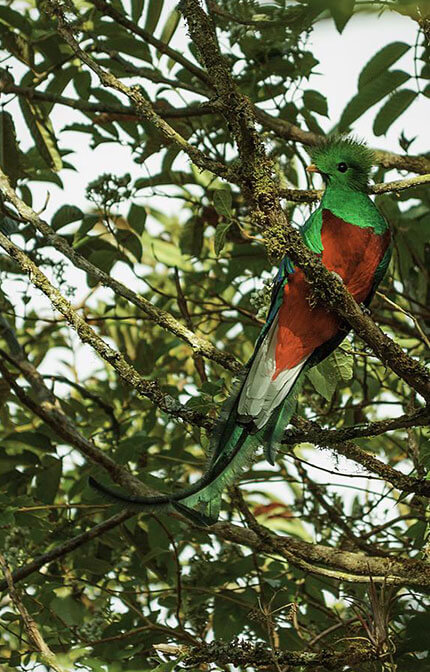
[360,303,371,316]
[331,271,344,284]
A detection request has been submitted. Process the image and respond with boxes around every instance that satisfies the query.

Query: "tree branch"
[256,108,430,175]
[0,553,69,672]
[43,1,232,181]
[281,173,430,202]
[87,0,213,88]
[0,77,214,120]
[284,407,430,445]
[214,519,430,588]
[0,168,241,375]
[283,415,430,497]
[179,0,282,225]
[154,639,377,670]
[0,511,132,593]
[0,234,212,429]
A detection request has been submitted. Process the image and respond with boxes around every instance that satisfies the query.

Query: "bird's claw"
[331,271,344,284]
[360,303,371,316]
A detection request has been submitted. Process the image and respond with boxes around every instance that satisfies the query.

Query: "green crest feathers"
[310,135,375,188]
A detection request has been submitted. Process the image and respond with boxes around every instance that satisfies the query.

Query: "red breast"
[273,210,390,376]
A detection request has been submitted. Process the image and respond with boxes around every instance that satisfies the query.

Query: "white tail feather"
[238,313,307,428]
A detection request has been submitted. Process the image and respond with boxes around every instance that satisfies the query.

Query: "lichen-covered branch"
[43,1,232,181]
[281,173,430,202]
[0,232,213,429]
[154,639,377,670]
[179,0,281,226]
[214,519,430,588]
[0,168,241,375]
[285,407,430,445]
[256,108,430,175]
[0,553,68,672]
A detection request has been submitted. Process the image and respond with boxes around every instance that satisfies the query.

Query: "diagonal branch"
[0,168,241,375]
[0,510,133,593]
[0,553,68,672]
[256,108,430,175]
[264,216,430,401]
[43,1,232,181]
[0,351,160,493]
[87,0,213,88]
[0,232,212,429]
[179,0,281,225]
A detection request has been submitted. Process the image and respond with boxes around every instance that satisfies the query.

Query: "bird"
[89,136,392,526]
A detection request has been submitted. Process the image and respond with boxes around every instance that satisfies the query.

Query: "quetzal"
[90,137,391,525]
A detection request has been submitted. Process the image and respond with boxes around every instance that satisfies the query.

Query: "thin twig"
[0,553,69,672]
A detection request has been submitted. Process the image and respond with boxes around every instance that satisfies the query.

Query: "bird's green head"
[307,136,374,191]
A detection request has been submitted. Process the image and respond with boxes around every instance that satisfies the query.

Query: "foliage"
[0,0,429,671]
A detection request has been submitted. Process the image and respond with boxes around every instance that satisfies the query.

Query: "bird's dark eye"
[337,162,348,173]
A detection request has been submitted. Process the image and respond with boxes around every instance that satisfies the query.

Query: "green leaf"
[214,220,233,256]
[19,98,63,171]
[145,0,163,34]
[327,344,353,381]
[307,364,336,402]
[0,6,32,34]
[358,41,410,90]
[151,655,185,672]
[128,203,147,235]
[35,456,62,504]
[339,70,410,130]
[131,0,145,23]
[403,613,430,652]
[0,508,15,526]
[117,229,143,262]
[180,216,204,257]
[213,189,232,218]
[373,88,417,136]
[107,37,151,63]
[74,70,92,100]
[50,596,84,626]
[140,232,193,271]
[0,23,33,66]
[329,0,355,33]
[52,205,84,231]
[0,110,21,186]
[303,90,328,117]
[158,9,181,53]
[45,67,75,115]
[213,593,249,639]
[4,430,53,450]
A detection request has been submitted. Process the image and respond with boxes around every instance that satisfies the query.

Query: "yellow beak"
[306,163,320,174]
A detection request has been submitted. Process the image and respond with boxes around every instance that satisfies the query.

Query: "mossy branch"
[0,168,241,375]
